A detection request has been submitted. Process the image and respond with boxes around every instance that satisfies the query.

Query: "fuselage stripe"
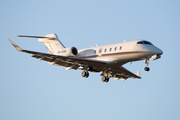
[80,51,150,59]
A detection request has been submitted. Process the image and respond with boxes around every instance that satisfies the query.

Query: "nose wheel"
[144,67,150,71]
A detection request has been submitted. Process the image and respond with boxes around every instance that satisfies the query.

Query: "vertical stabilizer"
[38,33,65,54]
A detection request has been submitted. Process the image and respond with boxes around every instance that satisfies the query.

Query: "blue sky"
[1,0,180,120]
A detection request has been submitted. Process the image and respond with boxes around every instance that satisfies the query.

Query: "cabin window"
[109,48,112,52]
[99,50,102,54]
[114,47,117,51]
[94,50,96,54]
[120,46,122,50]
[104,49,107,53]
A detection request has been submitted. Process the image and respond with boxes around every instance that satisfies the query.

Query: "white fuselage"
[77,40,163,65]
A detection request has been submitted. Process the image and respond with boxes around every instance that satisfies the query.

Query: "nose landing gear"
[144,67,150,71]
[144,58,150,71]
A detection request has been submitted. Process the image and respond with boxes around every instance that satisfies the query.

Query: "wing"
[8,39,141,80]
[110,67,141,79]
[8,39,106,71]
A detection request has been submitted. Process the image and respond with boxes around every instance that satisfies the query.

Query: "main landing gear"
[81,71,89,78]
[81,71,110,83]
[101,70,110,83]
[101,76,109,83]
[81,70,110,83]
[144,58,150,71]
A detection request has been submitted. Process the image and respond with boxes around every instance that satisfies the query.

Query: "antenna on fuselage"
[124,40,126,42]
[96,44,98,47]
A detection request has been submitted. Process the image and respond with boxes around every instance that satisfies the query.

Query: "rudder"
[38,33,65,54]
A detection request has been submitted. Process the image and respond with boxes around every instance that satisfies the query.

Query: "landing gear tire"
[144,67,150,71]
[85,72,89,78]
[102,76,109,83]
[81,71,86,77]
[102,76,106,82]
[105,78,109,83]
[81,71,89,78]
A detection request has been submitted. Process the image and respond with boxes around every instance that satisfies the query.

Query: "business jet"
[8,33,163,83]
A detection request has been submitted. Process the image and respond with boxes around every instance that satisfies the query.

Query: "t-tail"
[17,33,65,55]
[17,33,78,56]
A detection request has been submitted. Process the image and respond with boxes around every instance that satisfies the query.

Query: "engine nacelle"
[57,47,78,56]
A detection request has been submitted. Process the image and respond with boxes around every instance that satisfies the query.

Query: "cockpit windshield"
[137,41,153,45]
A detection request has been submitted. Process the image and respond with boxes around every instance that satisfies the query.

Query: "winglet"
[137,70,141,78]
[8,39,23,51]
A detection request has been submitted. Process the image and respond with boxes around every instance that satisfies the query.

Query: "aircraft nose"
[157,48,163,55]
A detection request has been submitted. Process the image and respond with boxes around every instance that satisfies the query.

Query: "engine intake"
[57,47,78,56]
[71,47,78,55]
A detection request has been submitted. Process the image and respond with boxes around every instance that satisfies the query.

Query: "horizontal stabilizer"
[17,35,55,40]
[8,39,23,51]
